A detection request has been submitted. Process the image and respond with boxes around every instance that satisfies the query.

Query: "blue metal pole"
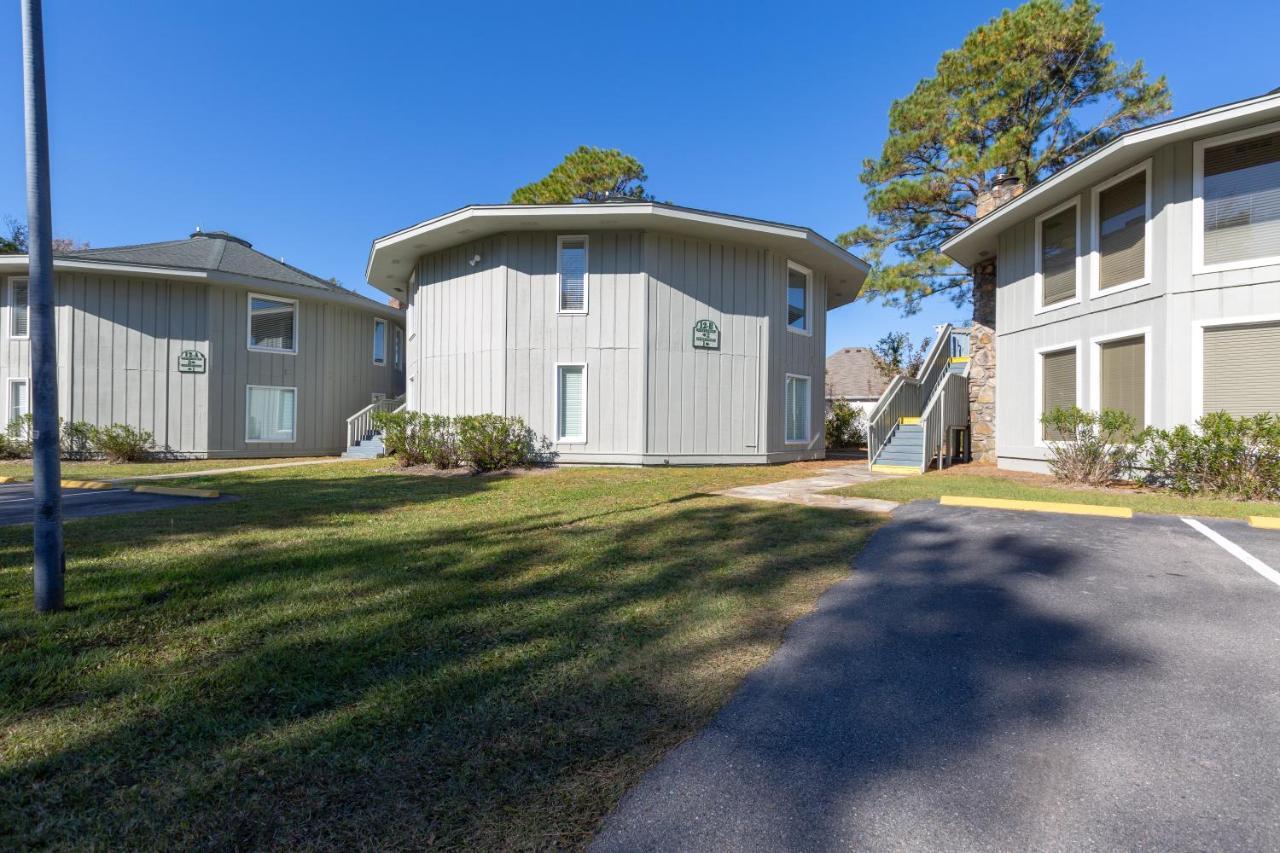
[22,0,65,612]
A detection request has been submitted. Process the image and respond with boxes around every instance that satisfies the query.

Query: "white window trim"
[1033,197,1083,314]
[1088,326,1152,431]
[7,376,30,426]
[1033,342,1082,448]
[1192,119,1280,275]
[1189,311,1280,421]
[372,318,387,365]
[8,276,29,341]
[557,235,589,315]
[554,362,587,444]
[785,260,813,337]
[245,384,298,444]
[1089,158,1153,299]
[393,326,403,369]
[784,372,812,444]
[246,292,298,355]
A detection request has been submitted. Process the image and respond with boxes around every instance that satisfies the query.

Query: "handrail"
[918,365,969,473]
[345,394,405,448]
[867,324,956,466]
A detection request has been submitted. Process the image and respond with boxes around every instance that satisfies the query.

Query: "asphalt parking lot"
[0,482,225,526]
[594,502,1280,852]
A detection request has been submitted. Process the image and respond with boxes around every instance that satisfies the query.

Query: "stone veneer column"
[969,259,997,463]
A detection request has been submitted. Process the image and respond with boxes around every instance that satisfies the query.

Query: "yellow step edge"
[131,484,220,499]
[1248,515,1280,530]
[898,417,921,426]
[949,356,970,363]
[870,464,922,475]
[940,495,1132,519]
[61,479,114,491]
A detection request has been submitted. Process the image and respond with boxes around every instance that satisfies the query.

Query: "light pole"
[22,0,65,612]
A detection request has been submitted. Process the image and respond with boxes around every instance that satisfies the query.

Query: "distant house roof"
[825,346,888,400]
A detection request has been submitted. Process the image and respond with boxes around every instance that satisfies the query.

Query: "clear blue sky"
[2,0,1277,353]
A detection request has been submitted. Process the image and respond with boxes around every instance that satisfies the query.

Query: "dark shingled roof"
[825,346,889,400]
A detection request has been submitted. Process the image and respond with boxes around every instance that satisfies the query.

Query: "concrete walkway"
[716,464,899,513]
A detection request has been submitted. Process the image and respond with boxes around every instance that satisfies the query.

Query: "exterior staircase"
[342,431,386,460]
[342,394,405,460]
[867,325,972,475]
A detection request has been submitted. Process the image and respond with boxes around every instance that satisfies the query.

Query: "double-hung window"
[373,318,387,365]
[1035,200,1080,310]
[1093,333,1147,431]
[1092,161,1150,294]
[246,385,296,442]
[558,236,588,313]
[1195,123,1280,271]
[9,277,29,339]
[784,374,811,444]
[786,262,811,334]
[1038,346,1077,441]
[1201,320,1280,417]
[7,378,28,428]
[556,364,586,442]
[248,294,297,353]
[393,327,403,369]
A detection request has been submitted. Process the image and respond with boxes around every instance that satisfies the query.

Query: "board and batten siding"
[765,251,827,456]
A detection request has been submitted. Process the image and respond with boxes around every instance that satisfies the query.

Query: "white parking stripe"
[1182,517,1280,589]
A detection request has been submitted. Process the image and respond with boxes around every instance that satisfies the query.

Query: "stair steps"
[342,431,386,460]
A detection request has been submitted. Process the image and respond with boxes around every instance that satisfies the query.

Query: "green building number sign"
[692,319,720,350]
[178,349,207,374]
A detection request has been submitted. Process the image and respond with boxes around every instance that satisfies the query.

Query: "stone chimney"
[975,172,1025,219]
[389,297,406,310]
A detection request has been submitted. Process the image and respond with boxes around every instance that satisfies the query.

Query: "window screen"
[1099,336,1145,429]
[787,267,809,331]
[1041,348,1077,440]
[10,278,28,338]
[1097,172,1147,290]
[246,386,296,442]
[373,319,387,364]
[558,238,587,312]
[1203,321,1280,417]
[785,375,810,442]
[558,365,585,441]
[8,379,28,427]
[1040,206,1077,306]
[249,296,296,352]
[1203,130,1280,266]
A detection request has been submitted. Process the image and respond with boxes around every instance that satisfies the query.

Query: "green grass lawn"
[830,470,1280,519]
[0,455,332,481]
[0,460,878,849]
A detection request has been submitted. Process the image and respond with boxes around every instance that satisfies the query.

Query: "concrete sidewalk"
[716,463,899,513]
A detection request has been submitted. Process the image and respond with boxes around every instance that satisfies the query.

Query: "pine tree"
[511,146,654,204]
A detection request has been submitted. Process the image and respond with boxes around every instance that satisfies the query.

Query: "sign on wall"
[178,349,207,374]
[692,319,720,350]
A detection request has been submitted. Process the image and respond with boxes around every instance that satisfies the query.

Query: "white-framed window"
[1034,198,1081,312]
[786,261,812,335]
[1034,344,1080,444]
[8,277,29,340]
[7,377,29,428]
[784,373,811,444]
[373,318,387,365]
[1089,328,1150,432]
[246,385,296,443]
[556,363,587,443]
[557,235,588,314]
[247,293,297,354]
[393,326,403,369]
[1193,120,1280,274]
[1090,159,1152,297]
[1191,313,1280,420]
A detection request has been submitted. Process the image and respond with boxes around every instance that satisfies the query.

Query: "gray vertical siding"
[765,251,827,456]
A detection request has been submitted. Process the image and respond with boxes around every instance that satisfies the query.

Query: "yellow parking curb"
[940,495,1132,518]
[870,464,922,475]
[61,479,114,491]
[0,476,16,484]
[1248,515,1280,530]
[131,484,219,499]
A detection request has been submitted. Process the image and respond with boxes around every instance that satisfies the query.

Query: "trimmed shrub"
[373,411,461,469]
[89,424,155,463]
[825,401,866,449]
[3,414,33,458]
[1039,406,1141,486]
[455,414,545,473]
[61,420,94,459]
[1141,412,1280,500]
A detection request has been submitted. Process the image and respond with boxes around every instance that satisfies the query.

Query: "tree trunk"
[968,260,997,463]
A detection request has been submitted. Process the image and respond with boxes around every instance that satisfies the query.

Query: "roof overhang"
[0,255,404,320]
[366,202,870,309]
[942,90,1280,269]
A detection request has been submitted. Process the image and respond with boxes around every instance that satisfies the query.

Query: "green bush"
[374,411,550,473]
[1141,412,1280,500]
[373,410,460,469]
[88,424,155,463]
[455,414,544,473]
[825,401,866,449]
[1039,406,1141,486]
[61,420,94,459]
[2,414,33,458]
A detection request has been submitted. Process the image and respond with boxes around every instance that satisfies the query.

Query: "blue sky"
[2,0,1278,354]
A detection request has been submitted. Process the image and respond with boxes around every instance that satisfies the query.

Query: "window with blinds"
[1099,336,1146,429]
[558,237,587,313]
[1096,170,1148,290]
[1203,321,1280,417]
[9,277,29,339]
[557,365,586,442]
[8,379,28,427]
[248,295,296,353]
[1202,129,1280,267]
[1039,204,1078,307]
[1040,348,1076,440]
[787,265,810,332]
[246,386,296,442]
[785,374,810,443]
[373,319,387,365]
